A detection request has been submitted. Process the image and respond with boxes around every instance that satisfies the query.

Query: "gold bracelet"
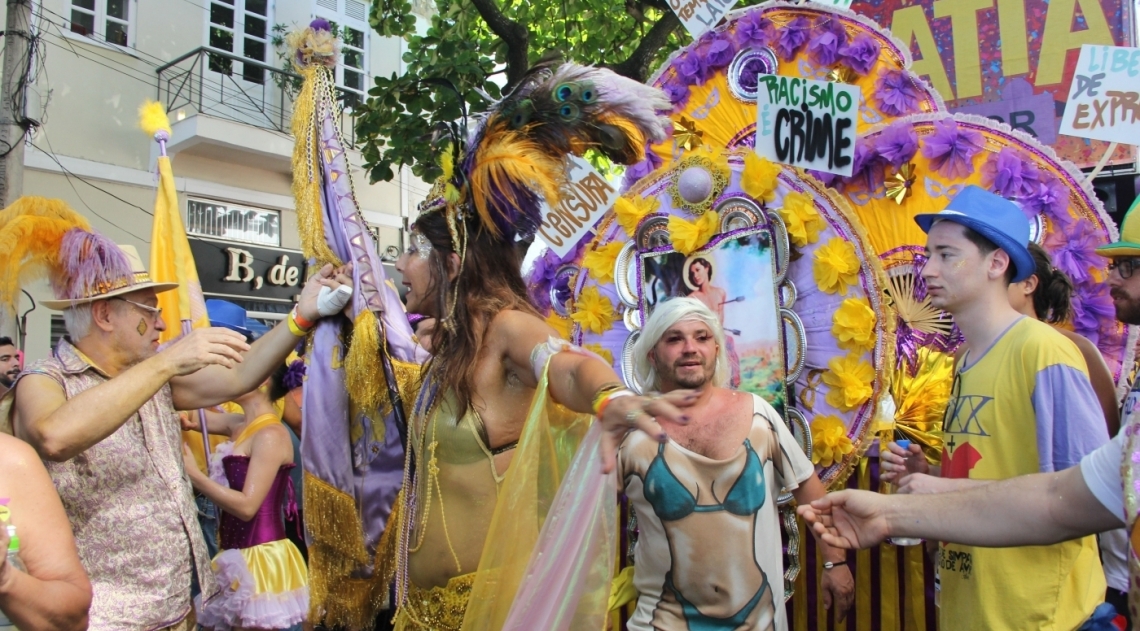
[590,382,625,410]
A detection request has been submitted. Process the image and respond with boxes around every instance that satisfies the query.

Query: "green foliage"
[356,0,690,184]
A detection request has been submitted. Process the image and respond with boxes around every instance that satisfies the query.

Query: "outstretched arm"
[171,264,344,410]
[488,309,696,473]
[798,465,1122,551]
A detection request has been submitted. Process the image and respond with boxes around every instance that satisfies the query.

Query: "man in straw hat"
[1,198,350,631]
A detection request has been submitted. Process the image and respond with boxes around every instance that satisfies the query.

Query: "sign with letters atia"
[1059,45,1140,146]
[189,237,308,304]
[536,156,620,258]
[755,74,858,177]
[668,0,739,39]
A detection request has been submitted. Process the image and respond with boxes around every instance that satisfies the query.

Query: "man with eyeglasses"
[873,186,1109,630]
[799,197,1140,626]
[5,237,348,631]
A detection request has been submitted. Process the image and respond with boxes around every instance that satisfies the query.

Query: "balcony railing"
[156,47,359,145]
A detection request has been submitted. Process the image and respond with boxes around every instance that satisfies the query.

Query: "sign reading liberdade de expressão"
[1059,45,1140,146]
[755,74,858,177]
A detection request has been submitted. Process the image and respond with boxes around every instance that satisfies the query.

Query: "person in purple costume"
[183,380,307,631]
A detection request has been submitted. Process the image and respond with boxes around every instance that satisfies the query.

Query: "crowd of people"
[0,51,1139,631]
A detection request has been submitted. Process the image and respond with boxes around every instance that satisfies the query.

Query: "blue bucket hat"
[913,185,1035,283]
[206,299,251,336]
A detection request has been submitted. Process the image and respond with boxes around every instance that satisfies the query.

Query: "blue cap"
[913,185,1035,283]
[206,299,251,336]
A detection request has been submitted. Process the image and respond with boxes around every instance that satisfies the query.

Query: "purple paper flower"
[283,359,307,391]
[874,121,919,167]
[675,51,711,86]
[660,75,690,107]
[844,142,887,194]
[1018,173,1069,219]
[808,17,847,68]
[702,31,736,69]
[874,69,921,117]
[776,16,811,61]
[1044,219,1102,285]
[622,150,663,189]
[734,13,772,50]
[839,33,882,76]
[1071,280,1116,343]
[921,118,985,179]
[310,18,330,31]
[527,248,563,313]
[983,148,1027,200]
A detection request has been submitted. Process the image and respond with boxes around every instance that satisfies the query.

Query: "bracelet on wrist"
[595,389,634,418]
[287,310,312,337]
[291,307,316,330]
[823,560,847,570]
[590,382,625,409]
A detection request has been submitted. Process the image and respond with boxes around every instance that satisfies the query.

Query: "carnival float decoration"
[526,2,1133,628]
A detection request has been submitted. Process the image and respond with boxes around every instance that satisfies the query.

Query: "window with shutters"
[313,0,369,108]
[69,0,135,47]
[207,0,272,84]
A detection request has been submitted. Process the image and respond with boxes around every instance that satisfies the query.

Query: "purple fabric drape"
[301,105,428,573]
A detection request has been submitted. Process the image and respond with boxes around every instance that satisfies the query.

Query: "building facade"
[8,0,429,361]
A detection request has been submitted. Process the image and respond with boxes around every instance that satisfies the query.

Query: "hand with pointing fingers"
[596,389,698,474]
[160,327,251,377]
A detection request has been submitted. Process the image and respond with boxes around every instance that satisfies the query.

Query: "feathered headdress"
[422,60,672,243]
[0,197,157,311]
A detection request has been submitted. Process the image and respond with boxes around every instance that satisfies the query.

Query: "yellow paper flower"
[812,238,860,296]
[668,211,719,256]
[778,191,826,248]
[832,298,876,353]
[570,285,616,334]
[545,312,572,340]
[823,353,875,411]
[584,343,614,366]
[614,195,659,236]
[582,241,625,284]
[741,153,781,203]
[810,414,854,467]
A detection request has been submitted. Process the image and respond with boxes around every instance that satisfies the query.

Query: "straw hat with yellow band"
[1096,197,1140,258]
[41,244,178,310]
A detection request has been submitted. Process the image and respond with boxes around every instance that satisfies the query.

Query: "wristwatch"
[823,560,848,570]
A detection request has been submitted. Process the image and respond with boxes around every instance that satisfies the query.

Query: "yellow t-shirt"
[939,318,1108,631]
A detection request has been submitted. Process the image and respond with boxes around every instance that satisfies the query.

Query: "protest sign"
[536,156,620,258]
[668,0,739,39]
[848,0,1136,169]
[754,74,859,177]
[1059,45,1140,146]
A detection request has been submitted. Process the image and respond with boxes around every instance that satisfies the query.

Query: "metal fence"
[156,47,359,144]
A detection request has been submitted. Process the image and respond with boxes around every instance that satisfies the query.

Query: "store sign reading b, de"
[189,237,308,303]
[755,74,859,178]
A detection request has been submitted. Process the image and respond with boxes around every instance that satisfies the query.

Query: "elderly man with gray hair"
[616,297,853,631]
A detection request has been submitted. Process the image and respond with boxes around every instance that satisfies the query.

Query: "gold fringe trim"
[389,357,423,420]
[374,489,403,590]
[291,65,342,268]
[305,472,378,629]
[345,309,384,413]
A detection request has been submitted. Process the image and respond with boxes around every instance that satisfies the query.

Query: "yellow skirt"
[197,538,309,629]
[393,573,476,631]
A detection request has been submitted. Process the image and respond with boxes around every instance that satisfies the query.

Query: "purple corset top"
[217,455,297,550]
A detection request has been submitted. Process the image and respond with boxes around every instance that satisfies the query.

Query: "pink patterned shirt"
[19,340,217,631]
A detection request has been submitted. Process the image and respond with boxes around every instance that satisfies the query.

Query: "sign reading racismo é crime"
[755,74,859,177]
[1059,45,1140,146]
[847,0,1135,169]
[536,156,620,258]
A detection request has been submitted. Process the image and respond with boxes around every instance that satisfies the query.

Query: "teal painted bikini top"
[643,439,767,522]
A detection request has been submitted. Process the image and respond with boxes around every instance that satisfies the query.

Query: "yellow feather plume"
[0,197,92,309]
[138,100,172,139]
[469,130,564,238]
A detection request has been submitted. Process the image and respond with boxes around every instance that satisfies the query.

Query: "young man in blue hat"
[798,197,1140,627]
[877,185,1110,630]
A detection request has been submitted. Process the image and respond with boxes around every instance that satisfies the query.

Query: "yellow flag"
[144,104,209,343]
